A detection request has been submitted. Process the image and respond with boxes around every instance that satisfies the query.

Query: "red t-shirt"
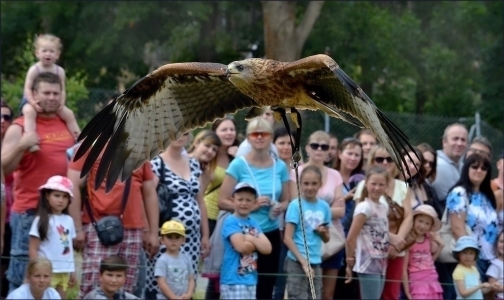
[69,147,154,229]
[12,116,75,213]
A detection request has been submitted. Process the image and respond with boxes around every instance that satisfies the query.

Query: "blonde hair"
[246,117,273,135]
[367,145,399,179]
[34,34,62,52]
[26,257,52,278]
[358,165,389,203]
[308,130,330,143]
[187,130,222,175]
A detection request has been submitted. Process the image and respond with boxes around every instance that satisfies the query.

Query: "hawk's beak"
[225,68,231,77]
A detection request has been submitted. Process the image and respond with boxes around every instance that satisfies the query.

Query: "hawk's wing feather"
[283,55,416,177]
[74,62,257,191]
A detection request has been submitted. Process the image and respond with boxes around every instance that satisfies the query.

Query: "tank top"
[407,234,436,273]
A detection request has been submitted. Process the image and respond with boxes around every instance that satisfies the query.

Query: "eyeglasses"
[374,156,393,164]
[248,132,271,139]
[1,114,12,122]
[470,165,488,172]
[309,143,329,151]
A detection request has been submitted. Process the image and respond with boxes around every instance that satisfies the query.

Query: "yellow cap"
[160,220,186,236]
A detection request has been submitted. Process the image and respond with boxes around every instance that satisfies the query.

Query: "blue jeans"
[358,273,385,300]
[7,211,36,293]
[272,235,288,300]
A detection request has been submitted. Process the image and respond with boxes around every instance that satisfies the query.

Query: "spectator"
[289,130,344,300]
[447,154,498,287]
[1,167,5,254]
[354,129,377,166]
[0,100,13,298]
[6,257,61,300]
[485,231,503,299]
[155,220,195,300]
[145,133,210,299]
[1,72,75,293]
[430,123,468,211]
[219,117,290,300]
[401,147,443,218]
[235,107,279,159]
[354,145,414,300]
[417,142,437,184]
[203,118,239,300]
[495,189,503,232]
[83,256,139,300]
[465,136,492,160]
[325,133,338,167]
[67,148,159,298]
[187,129,221,192]
[491,150,503,191]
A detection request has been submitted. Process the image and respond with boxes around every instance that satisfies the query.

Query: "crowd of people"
[0,33,503,300]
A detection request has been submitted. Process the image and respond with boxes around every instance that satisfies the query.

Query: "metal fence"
[82,89,504,174]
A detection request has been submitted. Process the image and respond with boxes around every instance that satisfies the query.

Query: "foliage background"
[1,1,502,157]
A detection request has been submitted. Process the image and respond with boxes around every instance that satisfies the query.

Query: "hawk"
[74,54,416,192]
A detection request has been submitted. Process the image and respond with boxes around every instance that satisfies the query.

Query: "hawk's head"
[226,60,256,85]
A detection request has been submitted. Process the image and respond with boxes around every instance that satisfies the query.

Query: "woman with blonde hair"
[289,130,345,300]
[219,117,290,300]
[354,145,414,300]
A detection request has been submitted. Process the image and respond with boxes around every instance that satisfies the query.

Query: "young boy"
[220,182,273,299]
[155,220,194,300]
[83,256,138,300]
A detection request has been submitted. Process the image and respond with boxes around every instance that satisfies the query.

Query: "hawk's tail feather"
[376,110,417,179]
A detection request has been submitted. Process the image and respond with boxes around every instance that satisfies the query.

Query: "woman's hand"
[227,146,238,157]
[201,236,210,259]
[345,265,353,283]
[68,272,77,287]
[254,196,271,211]
[300,259,314,277]
[389,233,406,251]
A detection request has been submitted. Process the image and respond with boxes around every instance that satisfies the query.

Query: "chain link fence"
[83,89,503,175]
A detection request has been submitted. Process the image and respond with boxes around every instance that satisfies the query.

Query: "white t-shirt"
[235,139,279,159]
[486,258,504,299]
[7,283,61,299]
[352,198,389,275]
[29,214,76,273]
[354,179,408,256]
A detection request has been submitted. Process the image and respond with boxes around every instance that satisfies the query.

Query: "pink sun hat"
[39,175,74,199]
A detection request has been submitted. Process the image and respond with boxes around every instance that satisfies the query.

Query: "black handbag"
[84,177,132,247]
[157,157,176,227]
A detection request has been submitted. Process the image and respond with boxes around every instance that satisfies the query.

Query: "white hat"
[413,204,441,231]
[39,175,74,199]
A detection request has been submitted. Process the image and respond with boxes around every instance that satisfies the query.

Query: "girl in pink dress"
[402,204,444,299]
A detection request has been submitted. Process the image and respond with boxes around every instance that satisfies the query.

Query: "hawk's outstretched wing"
[283,55,416,177]
[74,62,257,191]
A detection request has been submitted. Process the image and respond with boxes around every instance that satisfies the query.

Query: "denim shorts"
[7,211,36,289]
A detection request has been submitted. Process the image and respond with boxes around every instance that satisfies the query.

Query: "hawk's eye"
[237,65,244,71]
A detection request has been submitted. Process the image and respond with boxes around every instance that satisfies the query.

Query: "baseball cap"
[39,175,74,199]
[233,182,257,197]
[160,220,186,236]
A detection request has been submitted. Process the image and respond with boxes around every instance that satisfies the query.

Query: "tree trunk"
[261,1,324,61]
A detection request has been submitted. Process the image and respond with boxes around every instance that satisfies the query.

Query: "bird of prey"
[74,54,416,192]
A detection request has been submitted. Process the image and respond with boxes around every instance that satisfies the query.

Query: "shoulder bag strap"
[158,156,166,184]
[83,176,132,226]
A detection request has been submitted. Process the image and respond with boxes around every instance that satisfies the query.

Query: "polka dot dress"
[145,156,202,294]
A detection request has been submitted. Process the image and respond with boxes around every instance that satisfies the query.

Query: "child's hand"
[481,282,491,290]
[492,281,503,290]
[68,272,77,287]
[344,265,353,284]
[316,224,328,236]
[180,292,192,299]
[33,102,43,113]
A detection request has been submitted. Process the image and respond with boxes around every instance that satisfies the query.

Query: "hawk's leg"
[274,107,302,167]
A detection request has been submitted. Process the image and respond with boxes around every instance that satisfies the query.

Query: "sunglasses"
[374,156,393,164]
[309,143,329,151]
[470,165,488,172]
[1,114,12,122]
[248,132,271,139]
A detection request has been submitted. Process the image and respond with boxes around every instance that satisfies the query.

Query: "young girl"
[284,166,331,299]
[452,235,492,299]
[345,166,390,300]
[22,34,80,152]
[28,175,76,299]
[486,231,504,300]
[402,204,444,299]
[7,257,61,299]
